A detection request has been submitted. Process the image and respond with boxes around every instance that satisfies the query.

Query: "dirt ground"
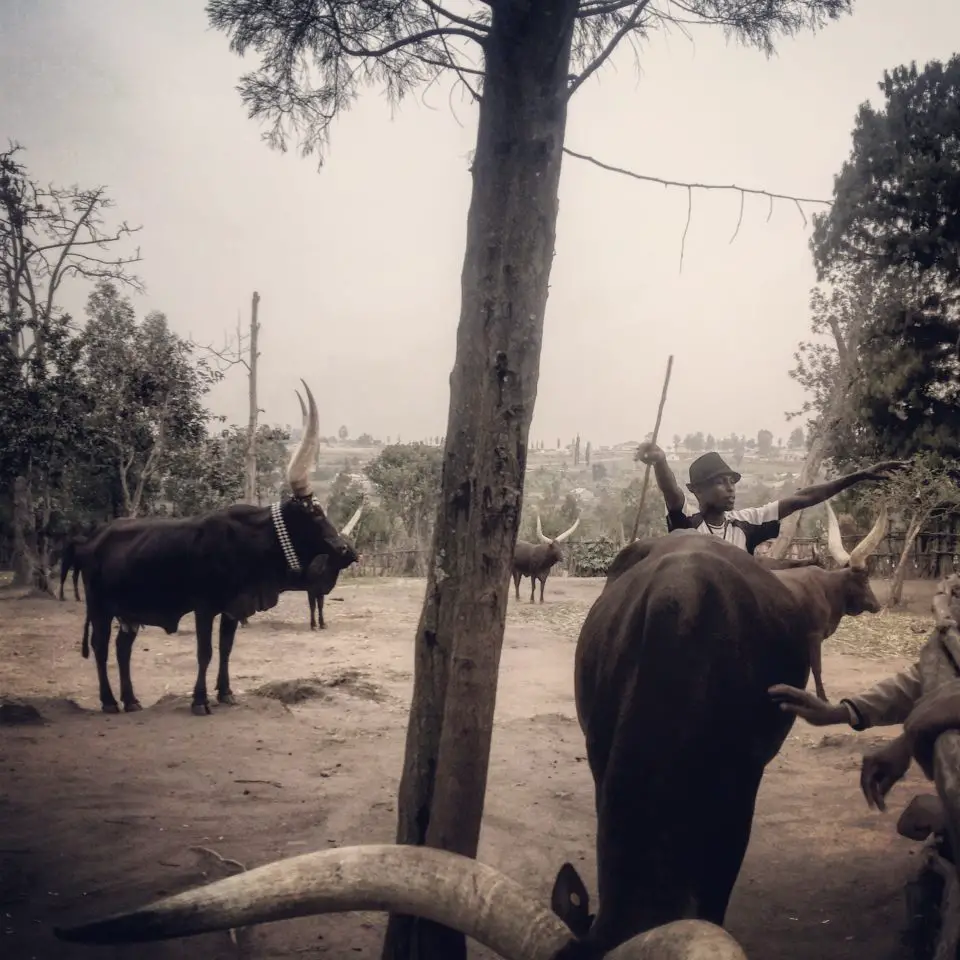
[0,575,942,960]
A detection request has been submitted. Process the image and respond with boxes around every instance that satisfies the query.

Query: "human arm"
[768,662,923,728]
[776,460,909,520]
[634,442,686,513]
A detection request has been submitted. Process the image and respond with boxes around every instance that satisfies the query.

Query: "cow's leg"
[115,623,142,712]
[90,615,119,714]
[191,609,216,716]
[530,576,537,604]
[73,568,81,601]
[539,574,547,603]
[215,615,240,706]
[693,764,764,926]
[512,571,521,600]
[317,594,326,629]
[808,632,827,701]
[308,592,317,630]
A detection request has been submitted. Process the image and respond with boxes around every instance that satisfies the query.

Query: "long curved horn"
[340,504,362,538]
[536,513,551,544]
[824,500,850,567]
[286,379,320,499]
[848,502,889,571]
[294,390,307,429]
[53,845,746,960]
[554,517,580,543]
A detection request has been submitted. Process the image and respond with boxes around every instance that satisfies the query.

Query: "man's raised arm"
[634,442,686,513]
[777,460,909,520]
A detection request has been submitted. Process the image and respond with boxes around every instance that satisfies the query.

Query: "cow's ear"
[551,862,593,938]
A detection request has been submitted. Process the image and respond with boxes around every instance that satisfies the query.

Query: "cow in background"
[511,514,580,603]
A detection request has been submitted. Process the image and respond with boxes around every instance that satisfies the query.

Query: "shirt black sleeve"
[666,509,693,533]
[744,519,781,554]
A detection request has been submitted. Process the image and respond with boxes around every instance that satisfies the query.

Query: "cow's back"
[574,535,810,949]
[84,511,276,630]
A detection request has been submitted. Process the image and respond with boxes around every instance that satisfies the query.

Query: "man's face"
[692,473,738,512]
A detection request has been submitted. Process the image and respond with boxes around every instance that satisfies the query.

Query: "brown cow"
[512,514,580,603]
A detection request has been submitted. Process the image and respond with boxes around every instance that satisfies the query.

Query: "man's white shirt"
[665,501,781,555]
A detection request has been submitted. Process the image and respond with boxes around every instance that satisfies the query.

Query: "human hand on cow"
[767,684,850,725]
[634,442,666,465]
[860,734,912,811]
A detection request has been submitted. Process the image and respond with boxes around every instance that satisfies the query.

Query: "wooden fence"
[3,531,957,581]
[340,531,960,580]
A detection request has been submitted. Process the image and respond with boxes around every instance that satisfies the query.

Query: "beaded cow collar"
[270,501,302,573]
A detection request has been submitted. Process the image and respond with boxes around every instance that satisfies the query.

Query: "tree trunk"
[768,429,828,559]
[381,6,579,960]
[11,474,39,588]
[885,510,929,611]
[245,291,260,505]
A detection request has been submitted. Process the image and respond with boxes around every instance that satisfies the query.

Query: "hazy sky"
[1,1,956,448]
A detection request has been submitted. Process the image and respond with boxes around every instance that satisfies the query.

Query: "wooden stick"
[630,355,674,542]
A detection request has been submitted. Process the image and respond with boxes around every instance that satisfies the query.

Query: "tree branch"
[567,0,651,100]
[578,0,642,16]
[330,23,484,58]
[563,146,833,271]
[422,1,490,34]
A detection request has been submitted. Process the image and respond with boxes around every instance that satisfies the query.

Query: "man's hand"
[768,684,851,726]
[860,460,910,482]
[860,735,912,811]
[635,442,666,465]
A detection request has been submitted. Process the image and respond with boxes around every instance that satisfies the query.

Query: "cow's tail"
[81,615,91,659]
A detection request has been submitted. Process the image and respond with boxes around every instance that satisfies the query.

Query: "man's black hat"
[688,451,742,487]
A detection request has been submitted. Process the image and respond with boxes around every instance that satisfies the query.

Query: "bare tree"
[244,292,261,504]
[0,144,141,587]
[204,3,856,958]
[771,263,900,558]
[198,291,263,504]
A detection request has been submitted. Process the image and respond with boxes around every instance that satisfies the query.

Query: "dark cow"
[235,504,362,631]
[546,498,888,956]
[294,387,364,630]
[58,524,109,601]
[306,504,361,628]
[78,380,359,717]
[512,514,580,603]
[59,536,87,601]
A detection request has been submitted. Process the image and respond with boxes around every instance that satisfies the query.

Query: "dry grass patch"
[826,611,934,661]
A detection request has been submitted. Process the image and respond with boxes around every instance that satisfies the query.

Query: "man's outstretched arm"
[777,460,908,520]
[634,442,686,513]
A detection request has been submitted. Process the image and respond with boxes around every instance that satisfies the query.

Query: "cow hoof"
[191,703,212,717]
[310,624,317,631]
[123,700,143,713]
[218,693,237,706]
[102,703,120,715]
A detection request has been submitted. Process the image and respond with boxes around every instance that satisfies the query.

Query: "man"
[770,576,960,809]
[634,442,905,555]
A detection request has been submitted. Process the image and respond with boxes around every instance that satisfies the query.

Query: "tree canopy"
[812,54,960,285]
[796,55,960,468]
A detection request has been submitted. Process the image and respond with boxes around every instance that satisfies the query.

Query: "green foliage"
[570,536,621,577]
[788,427,805,449]
[364,443,442,540]
[802,56,960,465]
[812,55,960,285]
[858,452,960,527]
[757,429,774,457]
[82,282,223,514]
